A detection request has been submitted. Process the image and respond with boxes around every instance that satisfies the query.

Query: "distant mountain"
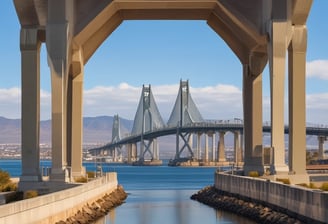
[0,116,320,148]
[0,116,133,144]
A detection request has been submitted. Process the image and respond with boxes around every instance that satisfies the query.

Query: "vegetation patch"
[320,183,328,191]
[87,171,95,179]
[0,169,17,192]
[248,171,259,177]
[24,190,38,199]
[276,178,290,185]
[74,176,88,183]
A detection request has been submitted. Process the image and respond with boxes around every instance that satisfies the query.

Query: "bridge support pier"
[234,131,242,166]
[212,133,216,162]
[268,18,289,174]
[19,28,42,185]
[67,49,85,179]
[197,133,202,160]
[243,62,265,175]
[288,26,308,175]
[217,132,227,164]
[205,134,209,162]
[318,136,327,160]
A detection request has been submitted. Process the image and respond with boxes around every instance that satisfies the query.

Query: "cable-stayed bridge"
[89,80,328,166]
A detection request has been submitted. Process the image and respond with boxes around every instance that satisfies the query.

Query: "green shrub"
[276,178,290,185]
[24,190,38,199]
[74,176,88,183]
[309,182,317,189]
[248,171,259,177]
[297,183,308,188]
[87,171,95,179]
[320,183,328,191]
[0,169,17,192]
[0,169,11,185]
[0,182,17,192]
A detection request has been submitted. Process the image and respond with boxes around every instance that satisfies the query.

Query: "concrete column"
[175,129,179,159]
[218,132,226,162]
[243,63,264,174]
[288,26,307,174]
[234,131,242,164]
[189,133,193,153]
[240,133,244,162]
[127,144,132,163]
[153,138,159,160]
[268,18,289,174]
[212,133,216,162]
[47,21,71,181]
[132,143,137,161]
[20,28,42,183]
[205,134,209,162]
[197,133,201,160]
[67,49,85,179]
[318,136,327,160]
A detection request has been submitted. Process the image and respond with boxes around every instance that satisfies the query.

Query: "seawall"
[214,172,328,223]
[0,173,120,224]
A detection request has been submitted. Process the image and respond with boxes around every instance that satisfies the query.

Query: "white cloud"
[0,88,20,118]
[1,83,327,125]
[83,83,244,121]
[307,59,328,80]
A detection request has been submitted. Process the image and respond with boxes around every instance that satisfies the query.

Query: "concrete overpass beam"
[288,26,307,174]
[19,28,42,184]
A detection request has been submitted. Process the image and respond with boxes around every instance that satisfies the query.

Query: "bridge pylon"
[167,80,204,161]
[111,114,123,162]
[131,85,164,163]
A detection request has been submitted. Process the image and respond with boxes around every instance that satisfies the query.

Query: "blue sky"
[0,1,327,124]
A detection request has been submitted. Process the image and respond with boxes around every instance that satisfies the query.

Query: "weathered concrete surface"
[214,172,328,223]
[0,173,119,224]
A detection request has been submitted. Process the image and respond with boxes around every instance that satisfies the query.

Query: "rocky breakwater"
[56,185,127,224]
[191,186,307,224]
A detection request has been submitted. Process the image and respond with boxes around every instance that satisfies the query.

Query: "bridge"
[89,81,328,166]
[12,0,317,189]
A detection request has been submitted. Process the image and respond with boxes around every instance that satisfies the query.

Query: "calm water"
[0,160,255,224]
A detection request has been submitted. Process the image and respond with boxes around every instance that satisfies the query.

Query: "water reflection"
[96,189,255,224]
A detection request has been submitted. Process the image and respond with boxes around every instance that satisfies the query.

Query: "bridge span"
[89,81,328,166]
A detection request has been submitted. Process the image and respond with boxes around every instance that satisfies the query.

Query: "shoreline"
[191,185,324,224]
[56,185,127,224]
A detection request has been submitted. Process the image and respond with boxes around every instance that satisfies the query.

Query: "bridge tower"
[131,85,165,163]
[111,114,123,162]
[167,80,204,160]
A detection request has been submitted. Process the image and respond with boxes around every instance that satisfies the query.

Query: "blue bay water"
[0,160,255,224]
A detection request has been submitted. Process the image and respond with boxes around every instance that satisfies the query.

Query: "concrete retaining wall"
[0,173,118,224]
[215,172,328,223]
